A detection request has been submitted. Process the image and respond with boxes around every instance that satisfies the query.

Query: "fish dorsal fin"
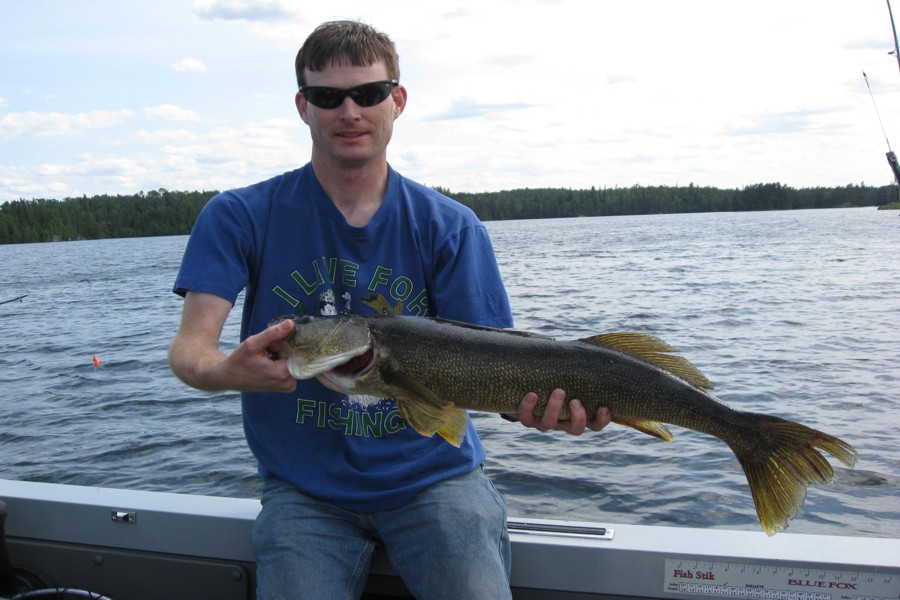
[580,332,714,390]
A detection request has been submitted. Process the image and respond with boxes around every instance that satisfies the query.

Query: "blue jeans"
[252,467,512,600]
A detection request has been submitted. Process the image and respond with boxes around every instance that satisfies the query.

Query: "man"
[169,20,610,599]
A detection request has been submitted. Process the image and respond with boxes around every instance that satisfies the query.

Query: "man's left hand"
[516,389,611,436]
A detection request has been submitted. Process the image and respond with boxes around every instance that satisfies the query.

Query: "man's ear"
[296,92,311,125]
[392,85,408,120]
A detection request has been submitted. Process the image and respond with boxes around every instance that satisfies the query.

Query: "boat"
[2,478,898,599]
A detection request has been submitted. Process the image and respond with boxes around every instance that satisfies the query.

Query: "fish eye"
[296,315,313,324]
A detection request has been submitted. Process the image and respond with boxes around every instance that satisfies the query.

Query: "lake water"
[1,207,897,538]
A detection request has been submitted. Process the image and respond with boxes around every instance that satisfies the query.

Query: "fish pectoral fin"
[614,417,673,442]
[396,397,469,448]
[395,396,445,435]
[581,332,714,390]
[374,364,467,445]
[436,407,470,447]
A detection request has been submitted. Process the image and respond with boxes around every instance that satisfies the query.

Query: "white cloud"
[0,110,134,141]
[3,0,900,201]
[194,0,293,22]
[143,105,201,121]
[171,57,208,73]
[425,98,537,122]
[133,129,196,144]
[1,116,306,200]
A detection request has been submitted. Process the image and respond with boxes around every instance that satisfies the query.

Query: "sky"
[2,0,900,202]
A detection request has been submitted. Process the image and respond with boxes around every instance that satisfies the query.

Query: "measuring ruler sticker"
[664,558,898,600]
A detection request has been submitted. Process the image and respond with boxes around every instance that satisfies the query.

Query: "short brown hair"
[295,20,400,88]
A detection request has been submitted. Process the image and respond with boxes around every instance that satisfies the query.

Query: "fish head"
[281,315,378,392]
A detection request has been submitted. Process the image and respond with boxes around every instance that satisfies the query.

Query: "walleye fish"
[281,313,858,535]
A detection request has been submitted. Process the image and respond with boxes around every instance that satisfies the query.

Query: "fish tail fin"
[731,414,857,536]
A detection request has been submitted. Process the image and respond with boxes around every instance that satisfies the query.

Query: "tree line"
[443,182,898,221]
[0,189,216,244]
[0,182,895,244]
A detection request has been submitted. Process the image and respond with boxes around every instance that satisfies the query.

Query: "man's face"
[296,60,406,169]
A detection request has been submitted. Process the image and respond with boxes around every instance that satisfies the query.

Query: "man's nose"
[337,96,361,117]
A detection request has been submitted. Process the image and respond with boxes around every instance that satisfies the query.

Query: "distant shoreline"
[1,183,897,244]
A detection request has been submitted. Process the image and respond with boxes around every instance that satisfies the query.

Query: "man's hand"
[221,318,299,393]
[169,291,298,393]
[516,389,611,436]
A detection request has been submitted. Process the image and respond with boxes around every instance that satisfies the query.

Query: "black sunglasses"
[299,80,399,109]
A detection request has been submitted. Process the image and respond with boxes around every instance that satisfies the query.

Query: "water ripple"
[1,213,898,537]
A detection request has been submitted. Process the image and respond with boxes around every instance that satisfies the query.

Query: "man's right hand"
[168,291,298,393]
[221,318,298,393]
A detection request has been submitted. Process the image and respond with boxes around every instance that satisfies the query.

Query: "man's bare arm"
[168,291,297,393]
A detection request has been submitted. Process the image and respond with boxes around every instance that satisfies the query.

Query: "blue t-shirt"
[173,164,513,511]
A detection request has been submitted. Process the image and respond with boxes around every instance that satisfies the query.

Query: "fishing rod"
[0,279,89,306]
[0,294,28,306]
[882,0,900,193]
[862,2,900,191]
[863,70,900,186]
[888,0,900,78]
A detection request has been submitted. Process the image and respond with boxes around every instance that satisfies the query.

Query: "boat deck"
[2,479,898,599]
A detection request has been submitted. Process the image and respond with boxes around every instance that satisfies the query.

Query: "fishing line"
[863,70,893,152]
[862,69,900,190]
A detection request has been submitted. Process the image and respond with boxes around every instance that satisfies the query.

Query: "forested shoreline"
[0,182,896,245]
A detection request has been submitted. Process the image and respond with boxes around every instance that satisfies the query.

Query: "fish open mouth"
[329,345,377,378]
[317,342,379,391]
[285,341,373,380]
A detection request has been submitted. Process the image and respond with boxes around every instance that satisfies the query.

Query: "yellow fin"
[436,407,471,447]
[731,414,858,535]
[383,368,469,446]
[581,332,714,390]
[396,398,468,447]
[614,417,673,442]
